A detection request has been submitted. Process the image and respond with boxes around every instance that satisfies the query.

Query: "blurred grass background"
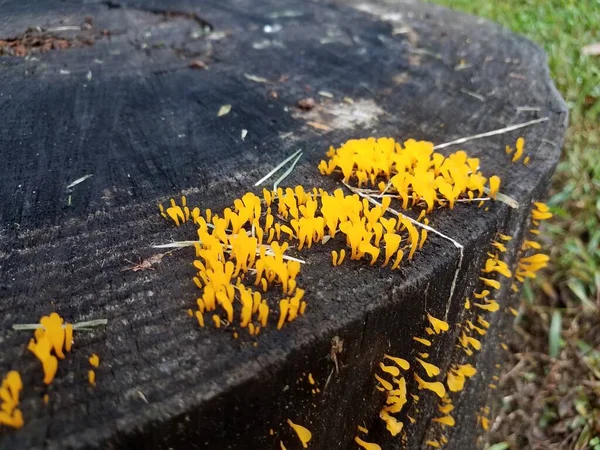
[426,0,600,448]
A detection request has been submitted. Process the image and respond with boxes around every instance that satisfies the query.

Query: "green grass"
[428,1,600,448]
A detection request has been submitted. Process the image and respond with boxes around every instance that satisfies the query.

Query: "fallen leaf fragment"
[297,97,316,111]
[189,60,207,69]
[218,104,232,117]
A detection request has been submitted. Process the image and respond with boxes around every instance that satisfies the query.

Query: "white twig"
[273,152,303,191]
[516,106,541,112]
[433,117,548,150]
[460,88,485,102]
[153,240,201,249]
[254,150,302,186]
[152,240,306,264]
[377,180,393,198]
[456,197,490,202]
[66,174,93,190]
[12,318,108,331]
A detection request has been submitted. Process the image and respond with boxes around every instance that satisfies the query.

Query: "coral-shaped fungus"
[27,313,73,385]
[0,371,23,429]
[318,137,501,210]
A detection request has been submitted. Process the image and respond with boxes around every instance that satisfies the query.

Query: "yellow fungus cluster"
[446,364,477,393]
[157,137,508,340]
[457,233,513,354]
[0,371,23,429]
[477,406,491,431]
[27,313,73,385]
[158,196,200,226]
[0,312,97,430]
[373,354,411,437]
[427,313,449,335]
[161,185,428,334]
[425,395,455,445]
[512,202,552,288]
[318,137,502,211]
[88,354,100,386]
[409,315,447,405]
[505,137,528,164]
[414,373,446,398]
[516,254,550,282]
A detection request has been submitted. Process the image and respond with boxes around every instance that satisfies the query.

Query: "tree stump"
[0,0,567,449]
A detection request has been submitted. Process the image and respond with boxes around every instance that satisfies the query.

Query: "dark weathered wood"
[0,0,566,449]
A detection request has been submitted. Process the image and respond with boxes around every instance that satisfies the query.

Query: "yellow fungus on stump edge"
[427,313,449,334]
[89,354,100,368]
[287,419,312,448]
[414,373,446,398]
[355,436,382,450]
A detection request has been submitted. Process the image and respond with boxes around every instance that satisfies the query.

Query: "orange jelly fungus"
[383,354,410,371]
[432,415,455,427]
[27,313,74,385]
[414,373,446,398]
[417,358,440,377]
[355,436,382,450]
[162,185,432,335]
[413,337,432,347]
[287,419,312,448]
[0,371,24,429]
[427,313,449,334]
[89,354,100,368]
[319,137,500,212]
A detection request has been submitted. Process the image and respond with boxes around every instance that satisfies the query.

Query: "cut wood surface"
[0,0,567,449]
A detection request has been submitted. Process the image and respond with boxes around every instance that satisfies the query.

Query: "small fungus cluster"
[319,137,501,211]
[477,406,491,431]
[459,234,513,356]
[27,313,73,385]
[161,184,428,335]
[505,137,530,165]
[89,354,100,386]
[373,354,410,437]
[514,202,552,285]
[357,313,452,446]
[0,372,23,429]
[1,312,101,430]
